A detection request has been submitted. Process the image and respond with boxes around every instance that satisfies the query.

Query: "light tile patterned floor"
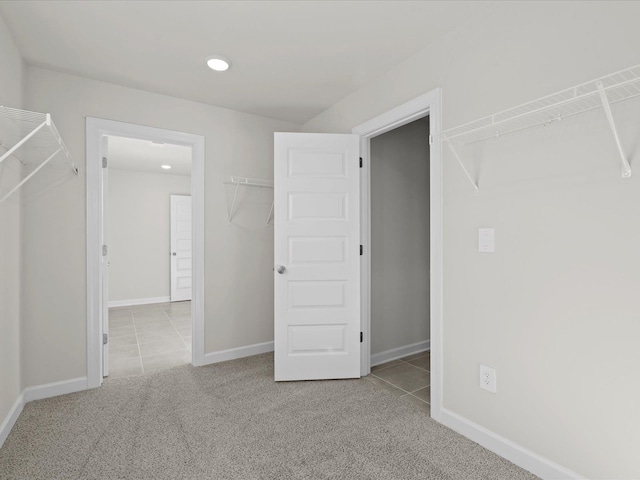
[364,351,431,413]
[107,301,191,380]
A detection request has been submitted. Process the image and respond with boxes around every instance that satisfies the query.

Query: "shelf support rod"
[266,202,274,225]
[0,119,48,164]
[596,81,632,178]
[446,139,479,191]
[0,148,61,203]
[228,182,240,223]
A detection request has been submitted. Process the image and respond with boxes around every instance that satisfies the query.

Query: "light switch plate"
[478,228,494,253]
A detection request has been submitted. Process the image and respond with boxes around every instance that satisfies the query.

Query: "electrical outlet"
[479,364,497,393]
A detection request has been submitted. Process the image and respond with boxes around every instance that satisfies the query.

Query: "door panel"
[170,195,192,302]
[274,132,360,381]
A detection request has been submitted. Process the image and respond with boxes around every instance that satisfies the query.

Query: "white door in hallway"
[170,195,192,301]
[274,132,361,381]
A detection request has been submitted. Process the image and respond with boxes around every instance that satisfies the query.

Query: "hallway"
[107,301,191,379]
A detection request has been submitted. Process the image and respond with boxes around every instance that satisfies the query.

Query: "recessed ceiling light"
[206,56,231,72]
[161,165,172,170]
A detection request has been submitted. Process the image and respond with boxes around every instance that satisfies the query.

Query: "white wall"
[108,169,190,303]
[304,2,640,478]
[370,117,430,355]
[21,66,298,388]
[0,13,24,437]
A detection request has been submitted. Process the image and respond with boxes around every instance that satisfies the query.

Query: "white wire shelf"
[223,176,274,224]
[440,65,640,189]
[0,106,78,202]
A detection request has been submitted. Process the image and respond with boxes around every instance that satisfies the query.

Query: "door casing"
[86,118,205,388]
[352,88,443,420]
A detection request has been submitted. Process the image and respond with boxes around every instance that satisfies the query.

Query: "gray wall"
[304,2,640,477]
[21,66,298,388]
[0,13,24,434]
[108,169,191,303]
[370,117,430,355]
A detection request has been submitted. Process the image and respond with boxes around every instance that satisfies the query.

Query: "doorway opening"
[366,117,431,404]
[104,135,193,379]
[352,89,443,419]
[86,118,205,389]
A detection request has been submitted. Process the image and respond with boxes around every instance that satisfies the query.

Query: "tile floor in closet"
[364,351,431,413]
[107,301,191,379]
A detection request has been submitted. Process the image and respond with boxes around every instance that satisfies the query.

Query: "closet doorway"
[104,136,193,379]
[86,118,205,389]
[367,117,431,405]
[352,89,442,416]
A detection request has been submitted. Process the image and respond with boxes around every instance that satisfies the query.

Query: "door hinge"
[360,332,363,343]
[103,333,108,345]
[102,157,108,168]
[429,135,434,146]
[102,245,108,256]
[359,157,363,168]
[360,245,363,256]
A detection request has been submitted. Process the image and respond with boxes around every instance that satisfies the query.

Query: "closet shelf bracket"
[228,181,241,223]
[446,140,478,191]
[266,202,274,225]
[0,149,61,203]
[596,81,632,178]
[224,176,274,224]
[0,107,77,202]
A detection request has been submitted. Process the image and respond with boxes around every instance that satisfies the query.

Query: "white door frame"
[86,118,206,389]
[353,88,443,420]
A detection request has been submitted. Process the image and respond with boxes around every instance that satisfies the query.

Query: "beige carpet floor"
[0,353,538,480]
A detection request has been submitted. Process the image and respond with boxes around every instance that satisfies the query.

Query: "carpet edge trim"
[204,341,274,365]
[438,407,586,480]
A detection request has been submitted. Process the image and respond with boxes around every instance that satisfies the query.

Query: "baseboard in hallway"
[108,296,171,308]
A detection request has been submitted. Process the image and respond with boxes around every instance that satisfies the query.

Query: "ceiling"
[0,1,497,125]
[107,136,192,176]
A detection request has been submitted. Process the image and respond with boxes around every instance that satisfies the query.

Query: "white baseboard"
[438,408,585,480]
[1,377,87,448]
[371,340,430,367]
[204,341,274,365]
[108,296,170,308]
[0,393,24,448]
[23,377,87,403]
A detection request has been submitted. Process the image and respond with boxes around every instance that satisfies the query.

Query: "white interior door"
[274,132,360,381]
[170,195,192,302]
[101,135,109,377]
